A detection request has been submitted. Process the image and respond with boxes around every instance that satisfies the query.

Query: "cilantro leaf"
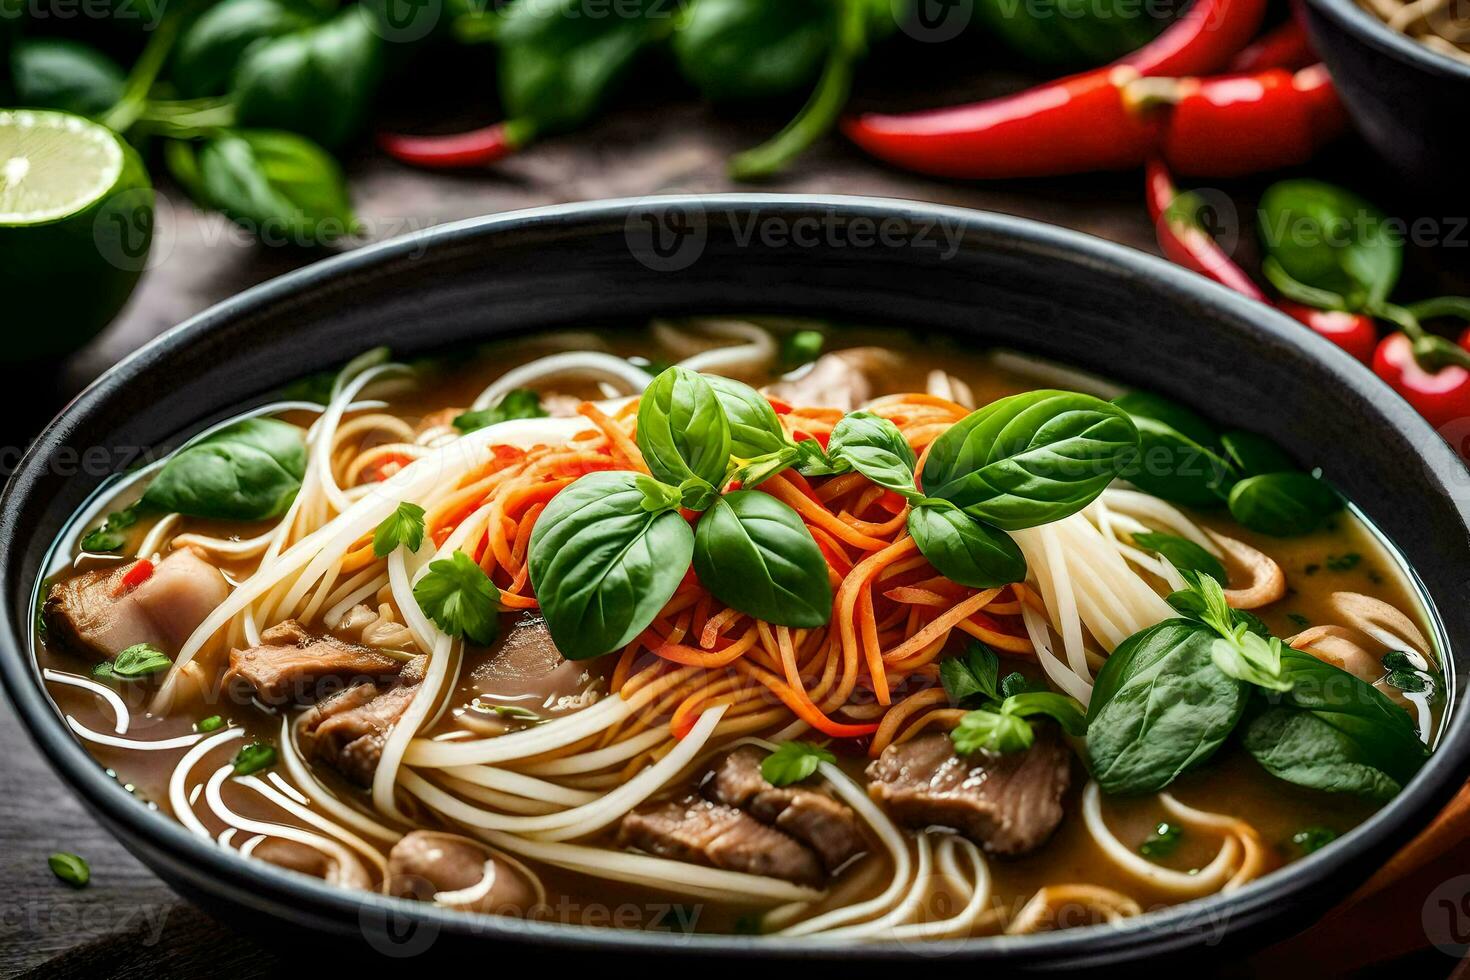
[939,642,1001,707]
[413,550,500,645]
[760,741,835,786]
[373,501,427,557]
[452,389,548,434]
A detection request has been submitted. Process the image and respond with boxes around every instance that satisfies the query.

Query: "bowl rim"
[4,193,1469,963]
[1305,0,1470,79]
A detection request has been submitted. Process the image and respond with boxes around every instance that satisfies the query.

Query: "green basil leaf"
[673,0,831,102]
[707,375,789,458]
[12,38,125,116]
[731,446,800,489]
[172,0,314,98]
[373,502,427,557]
[921,390,1139,530]
[794,437,848,477]
[907,500,1027,589]
[1112,392,1236,506]
[413,550,501,646]
[1086,620,1248,795]
[187,130,358,246]
[634,475,683,513]
[231,742,278,776]
[939,643,1001,707]
[80,527,126,553]
[636,366,732,489]
[692,491,831,628]
[826,411,919,497]
[452,389,548,433]
[142,417,306,521]
[1167,589,1270,638]
[1228,472,1341,537]
[1241,648,1427,799]
[1258,179,1402,309]
[760,741,835,786]
[48,852,90,888]
[952,707,1034,755]
[1219,430,1295,479]
[1003,690,1087,737]
[1131,531,1227,584]
[497,0,673,133]
[529,470,695,659]
[110,643,172,678]
[232,7,383,149]
[1211,632,1293,693]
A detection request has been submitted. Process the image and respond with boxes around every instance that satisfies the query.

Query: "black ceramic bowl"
[3,196,1468,969]
[1302,0,1470,192]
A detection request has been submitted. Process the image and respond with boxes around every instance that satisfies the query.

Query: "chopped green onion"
[232,743,277,776]
[197,715,224,733]
[48,852,90,888]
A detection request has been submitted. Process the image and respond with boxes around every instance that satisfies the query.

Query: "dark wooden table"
[3,85,1465,978]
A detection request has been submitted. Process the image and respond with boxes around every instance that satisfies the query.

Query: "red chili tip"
[376,122,521,170]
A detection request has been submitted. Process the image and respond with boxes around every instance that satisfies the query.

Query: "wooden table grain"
[3,87,1465,979]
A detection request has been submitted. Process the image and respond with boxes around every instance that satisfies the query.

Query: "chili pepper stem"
[102,0,200,134]
[1376,303,1470,372]
[727,0,866,180]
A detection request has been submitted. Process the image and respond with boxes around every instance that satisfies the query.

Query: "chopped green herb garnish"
[1291,827,1337,854]
[779,329,824,370]
[760,741,835,787]
[492,705,541,721]
[231,742,278,776]
[1382,651,1433,693]
[373,501,427,557]
[93,644,171,681]
[412,550,500,646]
[197,716,224,733]
[1325,553,1361,572]
[452,389,547,434]
[939,643,1000,707]
[1139,822,1183,858]
[999,672,1039,699]
[48,852,90,888]
[1287,612,1311,629]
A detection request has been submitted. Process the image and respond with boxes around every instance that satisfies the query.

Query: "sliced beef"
[763,348,899,412]
[865,730,1072,856]
[225,620,405,706]
[470,614,593,711]
[298,657,424,787]
[44,548,229,659]
[707,747,865,871]
[618,798,824,887]
[388,831,536,915]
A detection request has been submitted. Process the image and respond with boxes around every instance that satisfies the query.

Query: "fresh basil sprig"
[1175,571,1292,693]
[825,412,919,497]
[692,491,831,627]
[1130,531,1226,584]
[141,417,307,521]
[93,643,172,681]
[941,643,1085,755]
[636,365,732,493]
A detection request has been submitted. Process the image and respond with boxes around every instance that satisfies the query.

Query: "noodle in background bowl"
[2,196,1468,968]
[1302,0,1470,195]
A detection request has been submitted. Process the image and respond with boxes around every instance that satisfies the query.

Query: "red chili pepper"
[1227,17,1318,72]
[1372,332,1470,432]
[114,559,154,596]
[1145,157,1266,301]
[1278,301,1378,363]
[1153,64,1345,176]
[842,0,1266,178]
[377,121,529,170]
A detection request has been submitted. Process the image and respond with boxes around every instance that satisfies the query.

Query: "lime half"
[0,109,154,361]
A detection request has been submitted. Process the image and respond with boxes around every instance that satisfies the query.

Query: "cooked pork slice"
[388,831,537,914]
[44,548,229,659]
[470,614,593,711]
[225,620,405,705]
[298,658,424,786]
[865,730,1072,856]
[763,348,899,412]
[618,798,824,887]
[707,747,865,871]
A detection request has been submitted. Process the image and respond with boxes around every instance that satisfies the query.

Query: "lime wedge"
[0,109,154,361]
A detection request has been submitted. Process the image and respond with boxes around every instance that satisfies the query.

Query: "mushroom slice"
[1329,592,1434,666]
[1206,531,1286,610]
[1005,884,1142,934]
[1288,625,1382,683]
[252,837,373,891]
[387,831,540,916]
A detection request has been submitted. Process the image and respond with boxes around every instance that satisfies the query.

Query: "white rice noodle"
[1021,605,1094,705]
[134,513,181,559]
[1100,489,1222,557]
[403,692,638,768]
[440,765,601,808]
[67,716,203,751]
[517,727,669,777]
[987,350,1126,399]
[438,777,567,816]
[168,727,246,839]
[324,571,391,629]
[881,836,991,941]
[925,370,975,409]
[314,362,413,515]
[171,526,277,561]
[44,669,129,733]
[655,319,778,376]
[1082,782,1248,897]
[470,352,652,411]
[237,773,390,877]
[373,634,454,821]
[280,717,402,844]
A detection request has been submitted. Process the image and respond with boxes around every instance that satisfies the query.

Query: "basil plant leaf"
[1219,430,1295,479]
[673,0,832,102]
[172,0,314,98]
[636,366,732,490]
[1130,531,1227,584]
[1086,620,1249,795]
[908,500,1027,589]
[1258,179,1402,309]
[826,411,919,498]
[11,38,125,116]
[692,491,831,628]
[1241,647,1428,800]
[142,417,306,521]
[1112,391,1236,507]
[707,375,790,458]
[497,0,674,134]
[187,129,358,246]
[528,471,694,660]
[232,6,383,149]
[453,389,547,434]
[1228,472,1341,537]
[920,390,1139,530]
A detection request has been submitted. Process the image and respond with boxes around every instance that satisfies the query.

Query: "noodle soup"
[32,321,1444,938]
